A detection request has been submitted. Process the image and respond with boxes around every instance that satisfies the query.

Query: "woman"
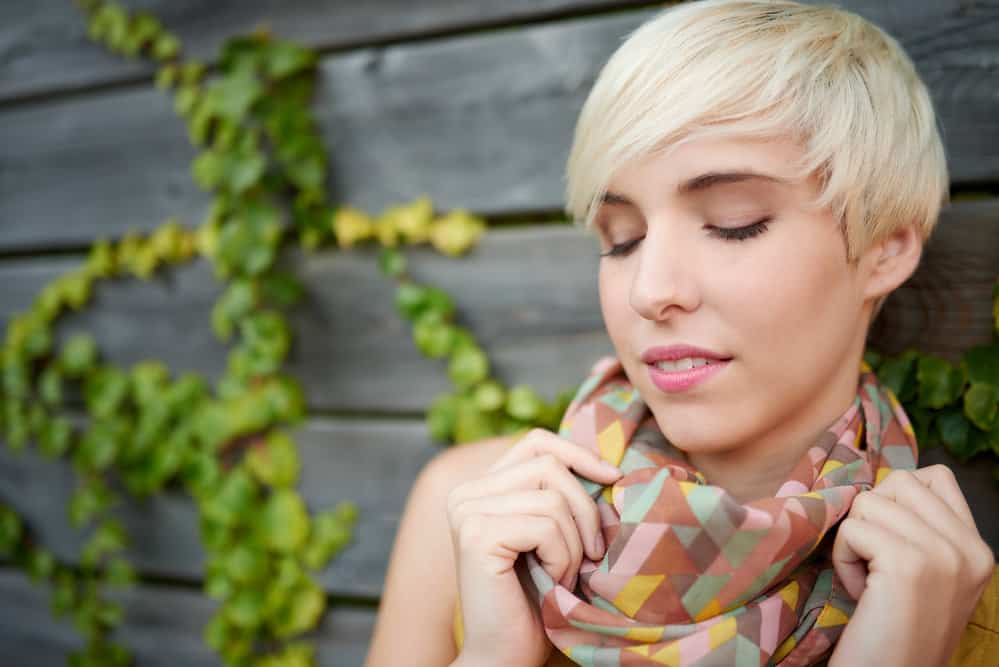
[365,1,998,665]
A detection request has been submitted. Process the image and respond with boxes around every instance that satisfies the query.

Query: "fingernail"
[600,460,621,475]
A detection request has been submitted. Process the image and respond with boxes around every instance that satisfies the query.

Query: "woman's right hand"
[446,428,623,667]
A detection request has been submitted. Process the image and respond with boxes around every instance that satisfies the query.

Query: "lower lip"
[646,360,730,393]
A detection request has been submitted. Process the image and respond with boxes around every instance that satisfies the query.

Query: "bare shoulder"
[423,432,520,487]
[363,433,518,667]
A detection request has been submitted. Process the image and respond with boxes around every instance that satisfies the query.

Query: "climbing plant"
[0,2,996,667]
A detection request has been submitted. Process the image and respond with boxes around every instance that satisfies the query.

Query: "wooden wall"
[1,1,997,665]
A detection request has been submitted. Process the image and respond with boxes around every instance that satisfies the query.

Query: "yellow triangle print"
[819,459,843,477]
[708,616,737,649]
[597,420,626,466]
[625,645,650,657]
[613,574,665,616]
[625,624,664,642]
[875,466,892,485]
[651,642,681,666]
[777,580,799,610]
[773,635,797,662]
[817,604,850,627]
[693,598,722,622]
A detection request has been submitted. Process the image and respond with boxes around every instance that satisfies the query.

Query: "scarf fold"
[517,356,918,666]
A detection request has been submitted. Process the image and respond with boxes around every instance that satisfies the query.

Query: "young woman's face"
[595,135,874,458]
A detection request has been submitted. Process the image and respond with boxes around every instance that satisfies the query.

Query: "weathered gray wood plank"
[1,413,997,601]
[0,417,441,598]
[0,568,375,666]
[2,4,999,251]
[0,0,656,103]
[0,204,996,414]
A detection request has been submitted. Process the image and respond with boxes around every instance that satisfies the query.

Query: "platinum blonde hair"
[565,0,949,269]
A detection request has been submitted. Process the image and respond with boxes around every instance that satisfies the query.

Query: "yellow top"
[453,566,999,666]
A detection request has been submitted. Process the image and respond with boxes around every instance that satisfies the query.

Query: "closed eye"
[599,217,771,259]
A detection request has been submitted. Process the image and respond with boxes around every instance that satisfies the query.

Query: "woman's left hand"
[828,465,995,667]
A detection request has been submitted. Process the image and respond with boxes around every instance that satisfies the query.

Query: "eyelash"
[599,217,772,258]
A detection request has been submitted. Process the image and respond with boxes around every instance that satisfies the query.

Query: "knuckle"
[457,516,488,551]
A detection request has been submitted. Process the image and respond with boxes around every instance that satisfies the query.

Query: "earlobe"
[862,224,923,300]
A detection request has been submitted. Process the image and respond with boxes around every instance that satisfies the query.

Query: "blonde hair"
[565,0,949,269]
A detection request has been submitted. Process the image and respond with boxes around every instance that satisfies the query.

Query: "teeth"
[654,357,716,372]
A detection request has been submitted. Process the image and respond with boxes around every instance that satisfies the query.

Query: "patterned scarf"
[518,355,918,666]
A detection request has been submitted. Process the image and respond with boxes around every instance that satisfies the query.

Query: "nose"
[628,229,700,321]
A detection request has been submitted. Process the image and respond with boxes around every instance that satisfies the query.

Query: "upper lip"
[641,344,732,363]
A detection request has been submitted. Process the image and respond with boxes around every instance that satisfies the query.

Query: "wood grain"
[2,3,998,251]
[0,568,375,666]
[0,203,994,414]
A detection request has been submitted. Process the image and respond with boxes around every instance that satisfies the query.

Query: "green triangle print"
[619,468,670,522]
[681,573,730,618]
[721,528,769,568]
[672,524,701,549]
[686,484,722,525]
[599,386,639,411]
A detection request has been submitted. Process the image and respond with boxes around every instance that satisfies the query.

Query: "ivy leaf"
[69,479,113,528]
[51,570,77,616]
[131,360,169,407]
[211,279,257,341]
[81,520,127,569]
[270,576,325,638]
[83,366,130,421]
[473,381,506,413]
[224,544,269,585]
[203,469,258,527]
[225,589,266,630]
[60,334,99,377]
[263,375,305,423]
[937,408,971,460]
[0,505,23,557]
[876,349,919,403]
[426,393,458,442]
[448,345,489,389]
[260,271,304,307]
[246,430,300,488]
[378,247,406,278]
[964,382,999,431]
[302,504,356,571]
[205,69,262,122]
[39,365,63,406]
[26,548,55,582]
[429,209,486,257]
[454,398,499,444]
[413,312,457,359]
[962,344,999,387]
[917,355,966,409]
[506,385,543,421]
[75,417,130,473]
[258,489,309,553]
[394,283,429,320]
[39,416,74,459]
[264,41,317,80]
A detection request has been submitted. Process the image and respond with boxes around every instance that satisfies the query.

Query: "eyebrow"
[601,170,791,205]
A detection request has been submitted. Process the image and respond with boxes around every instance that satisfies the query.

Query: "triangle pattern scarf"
[517,356,918,666]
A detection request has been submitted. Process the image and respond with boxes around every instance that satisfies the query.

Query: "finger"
[450,454,607,560]
[488,428,623,482]
[848,491,957,561]
[873,468,977,544]
[831,516,913,600]
[910,465,978,531]
[450,489,587,585]
[458,513,575,589]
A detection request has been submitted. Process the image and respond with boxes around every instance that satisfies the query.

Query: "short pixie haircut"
[565,0,949,267]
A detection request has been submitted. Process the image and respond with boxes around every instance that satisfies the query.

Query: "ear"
[858,224,923,301]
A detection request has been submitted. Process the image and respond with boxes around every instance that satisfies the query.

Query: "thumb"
[831,518,873,601]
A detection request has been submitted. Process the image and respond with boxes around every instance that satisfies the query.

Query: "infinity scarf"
[517,356,918,666]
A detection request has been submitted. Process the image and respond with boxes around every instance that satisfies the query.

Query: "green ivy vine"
[0,2,996,667]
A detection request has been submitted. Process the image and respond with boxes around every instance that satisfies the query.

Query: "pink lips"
[641,344,732,393]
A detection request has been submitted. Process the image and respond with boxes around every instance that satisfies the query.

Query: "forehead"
[603,135,812,202]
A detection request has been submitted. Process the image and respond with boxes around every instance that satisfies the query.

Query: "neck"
[685,352,864,505]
